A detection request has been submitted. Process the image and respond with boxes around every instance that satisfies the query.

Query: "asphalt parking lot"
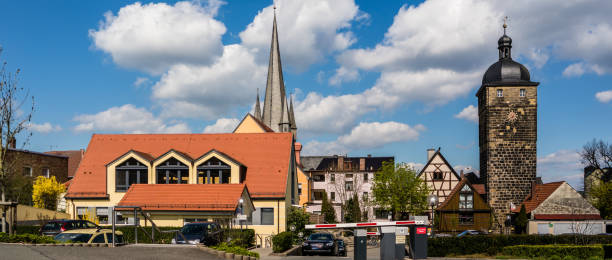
[0,244,219,260]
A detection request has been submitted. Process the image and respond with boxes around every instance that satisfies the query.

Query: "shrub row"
[0,233,57,244]
[428,235,612,257]
[212,242,259,258]
[501,244,604,259]
[99,226,179,244]
[221,229,255,248]
[272,231,293,253]
[16,225,42,235]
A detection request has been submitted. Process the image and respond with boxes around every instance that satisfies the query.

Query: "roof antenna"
[503,16,508,35]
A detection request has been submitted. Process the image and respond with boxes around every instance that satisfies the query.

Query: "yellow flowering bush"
[32,176,65,210]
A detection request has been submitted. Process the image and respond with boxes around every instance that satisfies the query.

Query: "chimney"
[367,154,371,158]
[338,156,344,171]
[294,142,302,166]
[427,148,435,161]
[8,137,16,149]
[460,169,464,178]
[359,158,365,171]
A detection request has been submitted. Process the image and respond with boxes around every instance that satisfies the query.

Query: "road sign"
[237,214,247,221]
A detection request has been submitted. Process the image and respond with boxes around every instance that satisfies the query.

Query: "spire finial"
[503,16,508,34]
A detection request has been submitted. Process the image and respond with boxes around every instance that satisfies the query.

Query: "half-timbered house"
[418,148,461,205]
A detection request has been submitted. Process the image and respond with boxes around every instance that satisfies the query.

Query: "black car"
[172,222,221,245]
[39,219,100,237]
[336,239,347,256]
[302,233,337,256]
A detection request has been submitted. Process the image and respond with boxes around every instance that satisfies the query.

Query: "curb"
[197,245,258,260]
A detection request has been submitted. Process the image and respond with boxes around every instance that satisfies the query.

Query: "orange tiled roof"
[45,150,84,178]
[472,184,486,195]
[117,184,247,211]
[66,133,293,199]
[513,181,564,214]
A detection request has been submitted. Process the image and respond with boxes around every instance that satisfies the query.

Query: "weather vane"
[503,16,508,34]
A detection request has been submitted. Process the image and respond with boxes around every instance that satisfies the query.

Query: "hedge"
[221,228,255,248]
[428,235,612,257]
[17,225,42,235]
[212,242,259,258]
[502,244,604,259]
[0,233,57,244]
[272,231,293,253]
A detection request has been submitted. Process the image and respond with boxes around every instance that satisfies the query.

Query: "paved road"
[0,244,219,260]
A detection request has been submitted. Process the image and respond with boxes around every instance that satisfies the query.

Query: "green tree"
[286,206,311,243]
[590,181,612,219]
[372,161,429,220]
[321,191,337,223]
[32,176,65,210]
[515,204,528,234]
[343,193,362,223]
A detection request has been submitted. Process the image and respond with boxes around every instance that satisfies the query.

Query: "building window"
[520,89,526,97]
[76,207,88,220]
[116,158,148,192]
[497,89,503,97]
[96,207,109,225]
[298,183,302,196]
[23,167,32,177]
[363,192,368,202]
[345,181,354,191]
[363,173,368,182]
[375,208,390,219]
[196,157,230,184]
[184,218,207,224]
[313,190,325,200]
[261,208,274,225]
[330,192,335,201]
[433,171,443,180]
[459,185,473,209]
[313,174,325,182]
[156,157,189,184]
[42,168,50,178]
[346,173,353,179]
[330,173,335,182]
[459,213,474,225]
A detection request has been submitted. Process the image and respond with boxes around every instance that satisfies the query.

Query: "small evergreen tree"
[350,193,361,222]
[515,204,528,234]
[321,191,337,223]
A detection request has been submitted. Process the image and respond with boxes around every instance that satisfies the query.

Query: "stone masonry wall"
[478,85,538,229]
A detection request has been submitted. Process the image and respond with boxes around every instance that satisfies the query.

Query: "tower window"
[520,89,525,97]
[497,89,503,97]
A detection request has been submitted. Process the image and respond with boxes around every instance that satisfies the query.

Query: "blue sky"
[1,0,611,189]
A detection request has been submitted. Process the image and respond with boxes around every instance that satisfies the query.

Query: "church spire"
[254,88,262,120]
[262,6,289,132]
[289,94,297,138]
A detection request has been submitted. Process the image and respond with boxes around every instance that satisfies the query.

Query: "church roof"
[66,132,294,199]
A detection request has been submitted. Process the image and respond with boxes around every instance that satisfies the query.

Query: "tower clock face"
[507,111,518,123]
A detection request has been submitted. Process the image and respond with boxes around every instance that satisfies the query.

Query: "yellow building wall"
[297,167,309,206]
[233,115,266,133]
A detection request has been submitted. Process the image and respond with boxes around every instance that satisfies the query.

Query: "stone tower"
[259,8,297,136]
[477,21,539,230]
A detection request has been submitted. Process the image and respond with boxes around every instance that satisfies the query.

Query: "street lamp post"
[427,194,438,234]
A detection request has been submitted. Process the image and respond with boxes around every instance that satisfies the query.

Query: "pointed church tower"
[289,95,297,138]
[262,7,291,133]
[254,89,262,120]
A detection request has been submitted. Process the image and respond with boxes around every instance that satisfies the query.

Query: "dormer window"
[459,185,473,209]
[116,158,148,192]
[520,89,525,97]
[497,89,503,97]
[156,158,189,184]
[196,157,231,184]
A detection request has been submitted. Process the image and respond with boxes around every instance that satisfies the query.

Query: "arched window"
[196,157,231,184]
[116,158,148,192]
[156,158,189,184]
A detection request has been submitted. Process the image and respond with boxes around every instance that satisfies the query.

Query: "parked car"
[302,233,337,256]
[456,230,488,237]
[39,219,100,237]
[172,222,222,245]
[54,229,124,244]
[336,239,347,256]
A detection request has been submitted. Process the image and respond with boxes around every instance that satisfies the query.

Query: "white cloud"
[455,105,478,123]
[89,1,226,74]
[203,118,239,133]
[133,77,150,87]
[401,162,425,172]
[27,122,62,133]
[537,149,583,188]
[73,104,190,134]
[302,121,425,155]
[453,165,479,176]
[562,63,587,77]
[239,0,361,71]
[152,44,266,119]
[328,66,359,86]
[595,90,612,103]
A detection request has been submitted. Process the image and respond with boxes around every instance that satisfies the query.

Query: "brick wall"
[7,149,69,182]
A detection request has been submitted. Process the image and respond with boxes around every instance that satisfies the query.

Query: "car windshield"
[54,233,92,243]
[42,222,60,231]
[308,233,332,241]
[181,224,206,235]
[337,240,344,245]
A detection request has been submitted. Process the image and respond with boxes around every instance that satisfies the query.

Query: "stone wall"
[7,149,69,182]
[478,85,538,229]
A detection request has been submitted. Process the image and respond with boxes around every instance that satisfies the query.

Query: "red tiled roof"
[513,181,564,214]
[534,214,602,220]
[66,133,293,199]
[63,179,72,189]
[45,150,85,177]
[117,184,247,211]
[472,184,486,195]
